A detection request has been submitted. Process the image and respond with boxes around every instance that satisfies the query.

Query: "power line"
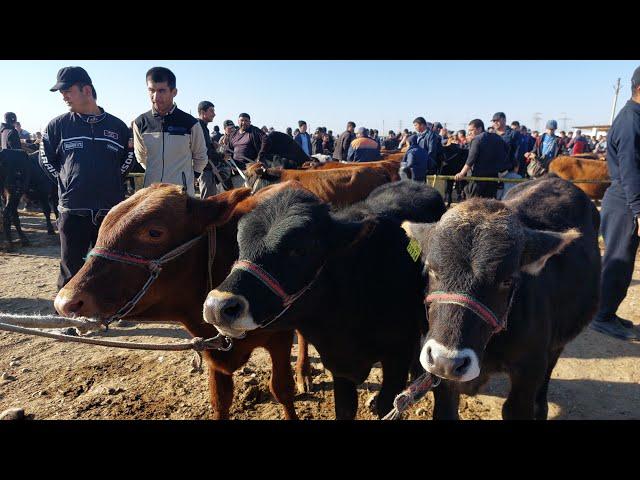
[532,112,542,132]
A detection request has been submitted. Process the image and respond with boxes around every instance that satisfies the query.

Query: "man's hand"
[454,165,470,182]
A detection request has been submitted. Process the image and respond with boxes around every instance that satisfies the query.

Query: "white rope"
[0,312,104,334]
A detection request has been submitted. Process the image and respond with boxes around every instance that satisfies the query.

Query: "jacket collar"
[153,103,177,117]
[75,107,107,124]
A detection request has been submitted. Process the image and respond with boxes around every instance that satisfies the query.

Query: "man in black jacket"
[333,121,356,161]
[454,119,506,199]
[1,112,22,150]
[40,66,134,290]
[590,66,640,340]
[491,112,520,173]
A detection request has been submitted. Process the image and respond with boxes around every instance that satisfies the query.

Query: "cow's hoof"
[296,376,313,395]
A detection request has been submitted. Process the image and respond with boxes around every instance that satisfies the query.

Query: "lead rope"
[193,225,218,373]
[382,372,441,420]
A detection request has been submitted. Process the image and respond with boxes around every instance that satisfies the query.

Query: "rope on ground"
[0,313,233,353]
[382,372,440,420]
[426,175,611,184]
[0,312,103,334]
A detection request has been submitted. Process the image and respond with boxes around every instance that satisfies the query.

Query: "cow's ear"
[520,227,581,275]
[331,218,378,250]
[186,188,253,229]
[401,221,436,257]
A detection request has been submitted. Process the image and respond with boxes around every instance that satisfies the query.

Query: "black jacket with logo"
[39,109,134,213]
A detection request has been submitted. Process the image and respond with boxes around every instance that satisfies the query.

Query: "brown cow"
[548,155,610,200]
[54,182,312,419]
[300,159,401,180]
[245,162,397,207]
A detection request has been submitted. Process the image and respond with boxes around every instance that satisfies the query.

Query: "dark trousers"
[464,179,498,199]
[57,212,104,291]
[596,185,640,320]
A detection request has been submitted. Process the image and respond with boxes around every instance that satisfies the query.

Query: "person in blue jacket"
[590,65,640,340]
[40,66,134,290]
[399,135,430,182]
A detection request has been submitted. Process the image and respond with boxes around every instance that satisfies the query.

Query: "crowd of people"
[1,63,639,343]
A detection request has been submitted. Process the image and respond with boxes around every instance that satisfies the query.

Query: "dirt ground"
[0,210,638,420]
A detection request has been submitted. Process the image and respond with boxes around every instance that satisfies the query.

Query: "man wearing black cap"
[227,113,270,166]
[40,66,134,290]
[491,112,520,173]
[1,112,22,150]
[590,66,640,341]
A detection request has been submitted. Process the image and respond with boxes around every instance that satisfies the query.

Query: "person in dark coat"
[399,135,429,182]
[590,66,640,341]
[333,121,356,161]
[0,112,22,150]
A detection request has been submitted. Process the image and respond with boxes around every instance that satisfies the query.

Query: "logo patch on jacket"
[166,126,188,135]
[106,143,119,152]
[104,130,119,140]
[63,141,84,150]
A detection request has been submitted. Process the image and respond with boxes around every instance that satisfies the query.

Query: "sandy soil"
[0,211,638,420]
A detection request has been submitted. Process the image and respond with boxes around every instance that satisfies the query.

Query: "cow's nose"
[204,290,249,326]
[54,289,89,317]
[421,341,475,381]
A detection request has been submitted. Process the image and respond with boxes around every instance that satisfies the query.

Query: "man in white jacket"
[133,66,207,196]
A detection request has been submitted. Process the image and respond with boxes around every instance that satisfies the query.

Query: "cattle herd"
[17,139,604,421]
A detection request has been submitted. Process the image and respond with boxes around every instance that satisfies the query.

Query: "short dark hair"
[511,120,520,128]
[76,82,97,100]
[213,125,220,132]
[457,130,466,136]
[239,113,251,120]
[468,119,485,131]
[298,120,307,127]
[146,67,177,89]
[347,121,356,129]
[413,117,427,125]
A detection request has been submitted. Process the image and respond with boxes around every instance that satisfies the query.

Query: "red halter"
[425,290,509,333]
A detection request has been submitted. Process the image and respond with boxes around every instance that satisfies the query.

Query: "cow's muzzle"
[203,290,257,338]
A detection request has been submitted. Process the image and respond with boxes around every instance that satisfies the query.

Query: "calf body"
[548,155,609,200]
[403,176,600,419]
[204,181,446,419]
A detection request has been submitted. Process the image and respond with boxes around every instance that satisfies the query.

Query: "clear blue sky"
[1,60,638,135]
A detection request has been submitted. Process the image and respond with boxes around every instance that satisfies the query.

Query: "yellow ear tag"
[407,238,422,262]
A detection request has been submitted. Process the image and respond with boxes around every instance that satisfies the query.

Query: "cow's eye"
[149,229,163,239]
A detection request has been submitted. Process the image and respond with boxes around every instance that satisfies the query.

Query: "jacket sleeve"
[190,122,208,174]
[9,129,22,150]
[615,115,640,217]
[39,120,60,182]
[120,127,135,176]
[465,137,480,167]
[133,121,147,170]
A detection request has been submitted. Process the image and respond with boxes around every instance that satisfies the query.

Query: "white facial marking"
[421,338,480,382]
[203,290,259,339]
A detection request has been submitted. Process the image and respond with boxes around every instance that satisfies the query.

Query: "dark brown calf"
[54,182,311,419]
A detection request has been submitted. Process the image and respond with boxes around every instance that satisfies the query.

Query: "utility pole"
[559,112,572,131]
[398,120,403,133]
[610,77,622,124]
[533,112,542,132]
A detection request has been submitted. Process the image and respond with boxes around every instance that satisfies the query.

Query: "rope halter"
[85,230,211,328]
[230,259,325,328]
[425,283,519,334]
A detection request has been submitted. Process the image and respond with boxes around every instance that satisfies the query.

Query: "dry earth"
[0,210,638,420]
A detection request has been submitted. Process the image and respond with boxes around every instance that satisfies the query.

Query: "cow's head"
[54,184,251,320]
[203,189,375,338]
[244,162,283,191]
[402,197,580,382]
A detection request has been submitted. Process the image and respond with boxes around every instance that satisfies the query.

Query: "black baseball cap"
[632,66,640,88]
[198,101,215,112]
[4,112,17,124]
[50,66,93,92]
[491,112,506,121]
[223,120,235,128]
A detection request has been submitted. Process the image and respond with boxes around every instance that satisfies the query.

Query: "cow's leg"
[376,358,410,418]
[445,181,453,207]
[333,375,358,420]
[2,196,13,248]
[39,193,55,234]
[265,331,298,420]
[207,367,234,420]
[502,360,547,420]
[9,192,29,246]
[295,330,312,394]
[534,348,563,420]
[432,380,461,420]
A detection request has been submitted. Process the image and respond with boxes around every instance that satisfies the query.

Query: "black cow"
[0,149,57,248]
[258,131,312,169]
[202,181,446,419]
[439,143,468,207]
[402,176,601,419]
